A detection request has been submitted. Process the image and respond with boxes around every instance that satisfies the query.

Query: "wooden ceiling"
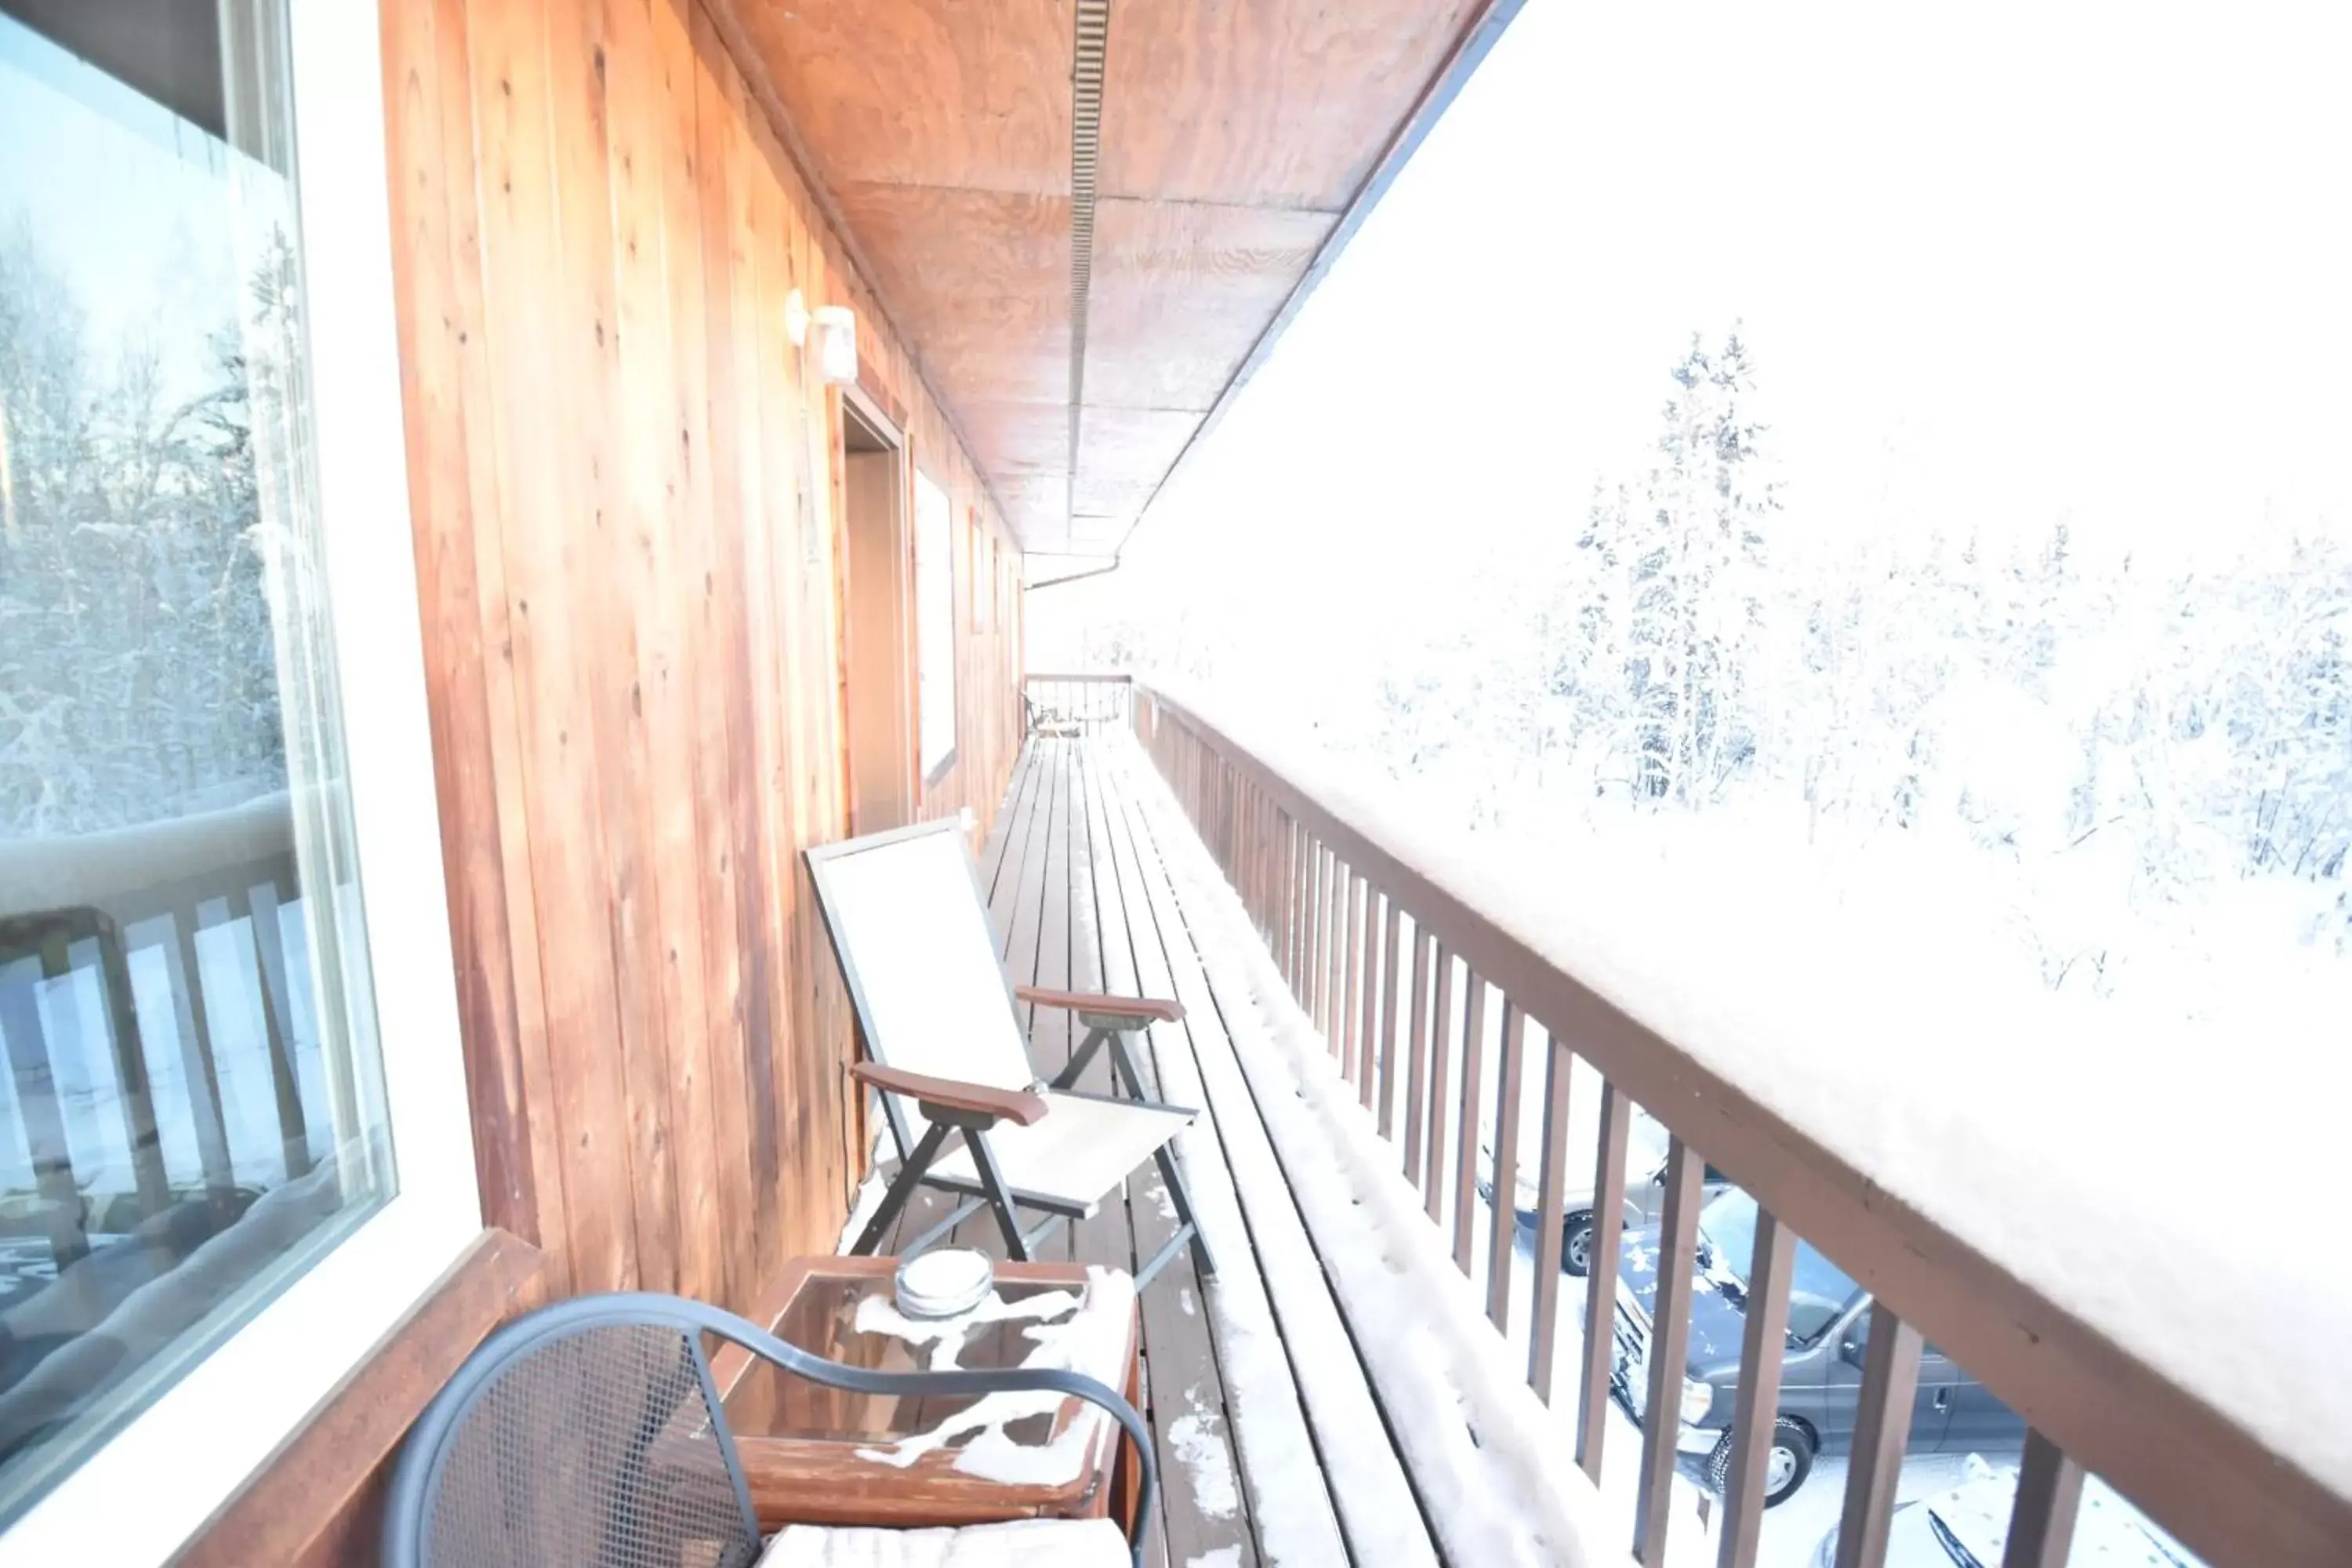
[706,0,1509,557]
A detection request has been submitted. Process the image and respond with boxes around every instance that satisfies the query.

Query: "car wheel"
[1707,1417,1813,1508]
[1561,1210,1595,1276]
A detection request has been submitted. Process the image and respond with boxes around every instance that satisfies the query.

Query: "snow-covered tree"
[1567,330,1780,805]
[0,223,286,835]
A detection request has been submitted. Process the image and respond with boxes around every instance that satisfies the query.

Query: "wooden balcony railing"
[1023,671,1133,736]
[1129,681,2348,1568]
[0,793,323,1236]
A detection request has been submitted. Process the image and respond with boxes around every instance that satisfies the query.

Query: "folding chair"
[1025,690,1084,738]
[805,820,1214,1287]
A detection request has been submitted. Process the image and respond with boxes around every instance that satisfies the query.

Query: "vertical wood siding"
[383,0,1027,1305]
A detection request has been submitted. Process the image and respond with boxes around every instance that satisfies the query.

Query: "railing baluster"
[1320,851,1341,1044]
[1261,797,1274,936]
[1251,789,1270,940]
[1234,771,1247,890]
[1322,852,1337,1036]
[1402,927,1434,1185]
[2000,1430,2084,1568]
[1832,1301,1925,1568]
[1298,837,1317,1014]
[1718,1207,1798,1568]
[1226,768,1240,877]
[1528,1034,1573,1398]
[1251,785,1270,921]
[1289,818,1308,987]
[1266,802,1278,935]
[1354,877,1374,1090]
[1308,845,1330,1033]
[1635,1136,1708,1567]
[1323,851,1341,1042]
[1309,840,1328,1018]
[1239,782,1254,918]
[1248,789,1264,938]
[1289,818,1305,990]
[1268,806,1283,979]
[1240,780,1257,920]
[1357,888,1373,1096]
[1271,804,1283,946]
[1424,944,1454,1222]
[1321,856,1338,1046]
[225,885,310,1180]
[1340,872,1365,1085]
[0,967,88,1261]
[1577,1077,1635,1481]
[1451,973,1487,1275]
[1486,1000,1526,1332]
[1374,898,1403,1132]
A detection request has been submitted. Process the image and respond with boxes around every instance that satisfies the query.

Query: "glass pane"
[0,0,394,1526]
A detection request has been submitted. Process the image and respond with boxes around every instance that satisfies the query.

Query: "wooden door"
[840,394,914,833]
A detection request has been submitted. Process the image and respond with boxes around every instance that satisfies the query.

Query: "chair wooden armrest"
[850,1062,1050,1127]
[1014,986,1184,1025]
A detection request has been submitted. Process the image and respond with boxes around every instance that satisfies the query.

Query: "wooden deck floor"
[871,734,1440,1568]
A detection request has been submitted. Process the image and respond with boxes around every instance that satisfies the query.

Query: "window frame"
[0,3,480,1563]
[913,466,960,787]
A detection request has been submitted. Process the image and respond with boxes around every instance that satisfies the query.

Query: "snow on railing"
[1127,679,2347,1568]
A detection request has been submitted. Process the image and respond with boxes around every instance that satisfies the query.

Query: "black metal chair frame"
[382,1290,1156,1568]
[804,820,1214,1287]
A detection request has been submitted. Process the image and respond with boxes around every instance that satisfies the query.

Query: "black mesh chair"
[381,1291,1155,1568]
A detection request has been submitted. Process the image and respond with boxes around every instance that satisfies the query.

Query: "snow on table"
[846,1266,1135,1490]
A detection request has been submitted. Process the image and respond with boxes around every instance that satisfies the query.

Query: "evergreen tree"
[1574,329,1780,805]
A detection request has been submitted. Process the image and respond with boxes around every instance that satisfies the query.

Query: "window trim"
[0,3,480,1563]
[914,466,960,787]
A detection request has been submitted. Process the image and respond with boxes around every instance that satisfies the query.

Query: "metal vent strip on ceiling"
[1065,0,1110,554]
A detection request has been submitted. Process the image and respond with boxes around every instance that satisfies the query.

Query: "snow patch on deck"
[1167,1395,1242,1519]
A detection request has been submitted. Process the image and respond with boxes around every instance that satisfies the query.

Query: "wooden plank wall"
[382,0,1026,1309]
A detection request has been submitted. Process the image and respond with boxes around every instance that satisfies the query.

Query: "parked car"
[1611,1186,2026,1506]
[1475,1105,1730,1276]
[1813,1454,2193,1566]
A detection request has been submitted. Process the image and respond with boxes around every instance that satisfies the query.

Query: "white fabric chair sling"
[805,820,1213,1285]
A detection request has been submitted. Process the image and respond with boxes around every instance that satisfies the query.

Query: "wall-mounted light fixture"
[782,289,858,386]
[812,305,858,385]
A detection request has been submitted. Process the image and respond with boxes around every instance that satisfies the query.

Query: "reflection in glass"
[0,1,394,1526]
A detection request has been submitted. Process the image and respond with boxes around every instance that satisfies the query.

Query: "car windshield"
[1695,1188,1863,1341]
